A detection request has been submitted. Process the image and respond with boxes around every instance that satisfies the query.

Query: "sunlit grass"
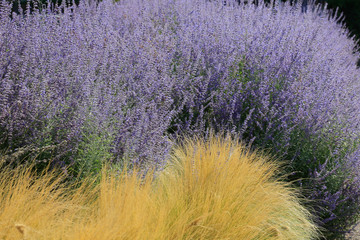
[0,163,95,240]
[0,135,320,239]
[149,135,320,239]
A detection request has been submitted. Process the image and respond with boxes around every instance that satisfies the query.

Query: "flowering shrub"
[165,0,360,237]
[0,0,177,173]
[1,0,360,237]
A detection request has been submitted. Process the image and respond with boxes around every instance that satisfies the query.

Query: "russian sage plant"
[1,0,360,237]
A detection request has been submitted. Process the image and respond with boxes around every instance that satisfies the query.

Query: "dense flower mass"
[1,0,360,237]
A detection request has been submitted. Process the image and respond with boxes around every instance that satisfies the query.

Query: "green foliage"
[70,119,115,181]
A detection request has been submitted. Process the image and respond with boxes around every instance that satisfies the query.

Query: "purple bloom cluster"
[1,0,360,237]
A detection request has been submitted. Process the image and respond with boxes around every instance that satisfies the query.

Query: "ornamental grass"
[0,136,319,239]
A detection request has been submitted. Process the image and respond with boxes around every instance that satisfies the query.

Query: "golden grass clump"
[0,164,94,240]
[0,135,320,239]
[149,135,320,240]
